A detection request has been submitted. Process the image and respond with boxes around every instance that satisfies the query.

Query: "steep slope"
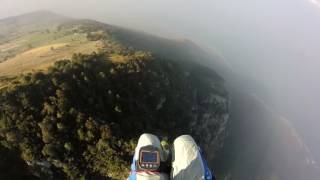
[211,79,320,180]
[111,27,229,77]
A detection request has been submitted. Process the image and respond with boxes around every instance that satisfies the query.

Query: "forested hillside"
[0,11,229,179]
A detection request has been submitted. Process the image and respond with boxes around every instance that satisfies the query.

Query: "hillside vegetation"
[0,52,228,179]
[0,12,229,179]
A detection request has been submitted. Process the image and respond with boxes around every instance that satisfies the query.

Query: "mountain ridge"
[0,10,225,77]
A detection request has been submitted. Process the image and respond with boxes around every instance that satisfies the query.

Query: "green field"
[0,26,105,88]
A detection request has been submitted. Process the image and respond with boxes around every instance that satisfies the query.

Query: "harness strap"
[134,170,160,174]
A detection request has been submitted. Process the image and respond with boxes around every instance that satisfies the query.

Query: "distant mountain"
[0,11,71,37]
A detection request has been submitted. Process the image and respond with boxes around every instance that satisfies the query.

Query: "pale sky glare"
[310,0,320,8]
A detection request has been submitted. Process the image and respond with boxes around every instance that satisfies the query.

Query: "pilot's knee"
[137,133,161,148]
[173,135,198,150]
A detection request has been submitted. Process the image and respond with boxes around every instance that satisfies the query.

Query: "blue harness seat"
[128,134,214,180]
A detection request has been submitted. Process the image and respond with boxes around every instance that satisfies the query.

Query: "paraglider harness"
[128,134,215,180]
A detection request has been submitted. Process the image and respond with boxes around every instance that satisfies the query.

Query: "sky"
[1,0,320,161]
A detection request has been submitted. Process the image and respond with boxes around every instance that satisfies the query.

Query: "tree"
[100,125,112,140]
[64,142,73,152]
[42,144,58,157]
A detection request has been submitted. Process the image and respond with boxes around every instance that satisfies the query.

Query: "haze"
[2,0,320,165]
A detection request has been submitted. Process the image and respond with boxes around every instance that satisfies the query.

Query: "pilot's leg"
[128,133,169,180]
[171,135,213,180]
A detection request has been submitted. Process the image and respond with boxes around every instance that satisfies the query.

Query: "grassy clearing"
[109,51,152,63]
[0,27,104,76]
[0,30,89,62]
[0,41,101,76]
[109,54,128,63]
